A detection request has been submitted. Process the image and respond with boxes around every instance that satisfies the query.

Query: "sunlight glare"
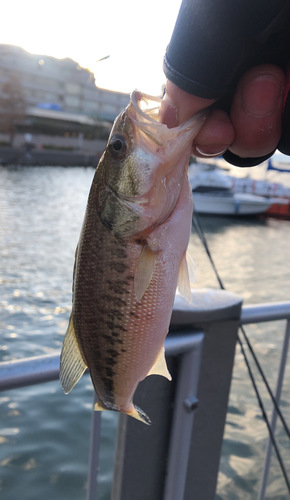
[1,0,182,95]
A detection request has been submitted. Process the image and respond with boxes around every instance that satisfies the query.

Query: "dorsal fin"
[59,314,87,394]
[134,245,159,301]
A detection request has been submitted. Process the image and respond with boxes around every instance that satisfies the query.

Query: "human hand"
[159,64,286,165]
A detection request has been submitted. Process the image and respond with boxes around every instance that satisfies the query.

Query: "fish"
[59,90,207,424]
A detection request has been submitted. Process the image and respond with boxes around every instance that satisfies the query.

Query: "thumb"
[159,80,215,127]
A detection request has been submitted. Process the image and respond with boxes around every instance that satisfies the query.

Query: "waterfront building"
[0,44,130,124]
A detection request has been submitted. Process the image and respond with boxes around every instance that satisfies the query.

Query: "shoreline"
[0,146,102,167]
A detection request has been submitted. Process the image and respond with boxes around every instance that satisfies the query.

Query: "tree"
[0,74,26,145]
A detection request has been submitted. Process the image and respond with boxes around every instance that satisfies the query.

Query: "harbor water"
[0,165,289,499]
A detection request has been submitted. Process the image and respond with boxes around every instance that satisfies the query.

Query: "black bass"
[60,91,207,424]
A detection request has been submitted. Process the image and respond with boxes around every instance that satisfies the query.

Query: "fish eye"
[109,134,127,157]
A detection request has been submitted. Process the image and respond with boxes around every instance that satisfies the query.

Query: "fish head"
[95,90,208,237]
[99,93,161,200]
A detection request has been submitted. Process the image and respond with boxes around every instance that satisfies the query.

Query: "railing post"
[163,337,203,500]
[111,288,242,500]
[258,318,290,500]
[110,342,184,500]
[86,393,102,500]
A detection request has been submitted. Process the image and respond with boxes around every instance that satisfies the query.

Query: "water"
[190,216,290,499]
[0,165,289,499]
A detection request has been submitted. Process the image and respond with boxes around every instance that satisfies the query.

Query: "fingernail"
[241,76,282,118]
[158,94,178,127]
[195,145,229,157]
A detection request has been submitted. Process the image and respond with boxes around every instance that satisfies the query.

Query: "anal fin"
[147,346,171,381]
[60,314,87,394]
[134,245,159,301]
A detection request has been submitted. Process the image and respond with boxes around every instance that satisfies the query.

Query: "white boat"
[230,159,290,199]
[188,163,274,215]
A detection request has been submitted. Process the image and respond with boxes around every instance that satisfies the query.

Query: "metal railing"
[0,332,204,500]
[0,296,289,500]
[241,302,290,500]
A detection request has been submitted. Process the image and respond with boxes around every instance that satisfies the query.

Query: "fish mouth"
[129,91,169,147]
[131,91,162,123]
[129,89,209,150]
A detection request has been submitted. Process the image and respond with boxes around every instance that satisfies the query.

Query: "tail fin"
[94,400,108,412]
[125,405,151,425]
[94,400,151,425]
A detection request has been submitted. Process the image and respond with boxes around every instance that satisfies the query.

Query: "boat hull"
[192,192,272,215]
[265,200,290,219]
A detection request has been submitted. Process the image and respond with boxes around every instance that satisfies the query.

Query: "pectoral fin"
[177,251,196,304]
[60,314,87,394]
[134,246,159,301]
[147,346,171,381]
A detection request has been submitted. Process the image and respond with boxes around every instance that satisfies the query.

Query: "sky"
[1,0,182,96]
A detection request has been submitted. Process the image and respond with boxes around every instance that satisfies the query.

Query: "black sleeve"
[163,0,290,166]
[164,0,290,99]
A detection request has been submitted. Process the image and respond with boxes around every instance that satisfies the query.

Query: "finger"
[192,109,235,157]
[229,64,285,158]
[159,80,215,127]
[159,81,234,157]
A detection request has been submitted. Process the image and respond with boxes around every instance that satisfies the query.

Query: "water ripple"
[0,166,289,499]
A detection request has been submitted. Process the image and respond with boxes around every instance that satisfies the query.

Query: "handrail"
[0,331,204,393]
[1,301,289,392]
[241,301,290,324]
[0,300,289,500]
[0,353,60,391]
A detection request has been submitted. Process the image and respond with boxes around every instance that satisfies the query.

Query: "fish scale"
[73,202,144,408]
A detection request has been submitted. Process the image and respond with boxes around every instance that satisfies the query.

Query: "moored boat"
[229,160,290,219]
[188,163,276,216]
